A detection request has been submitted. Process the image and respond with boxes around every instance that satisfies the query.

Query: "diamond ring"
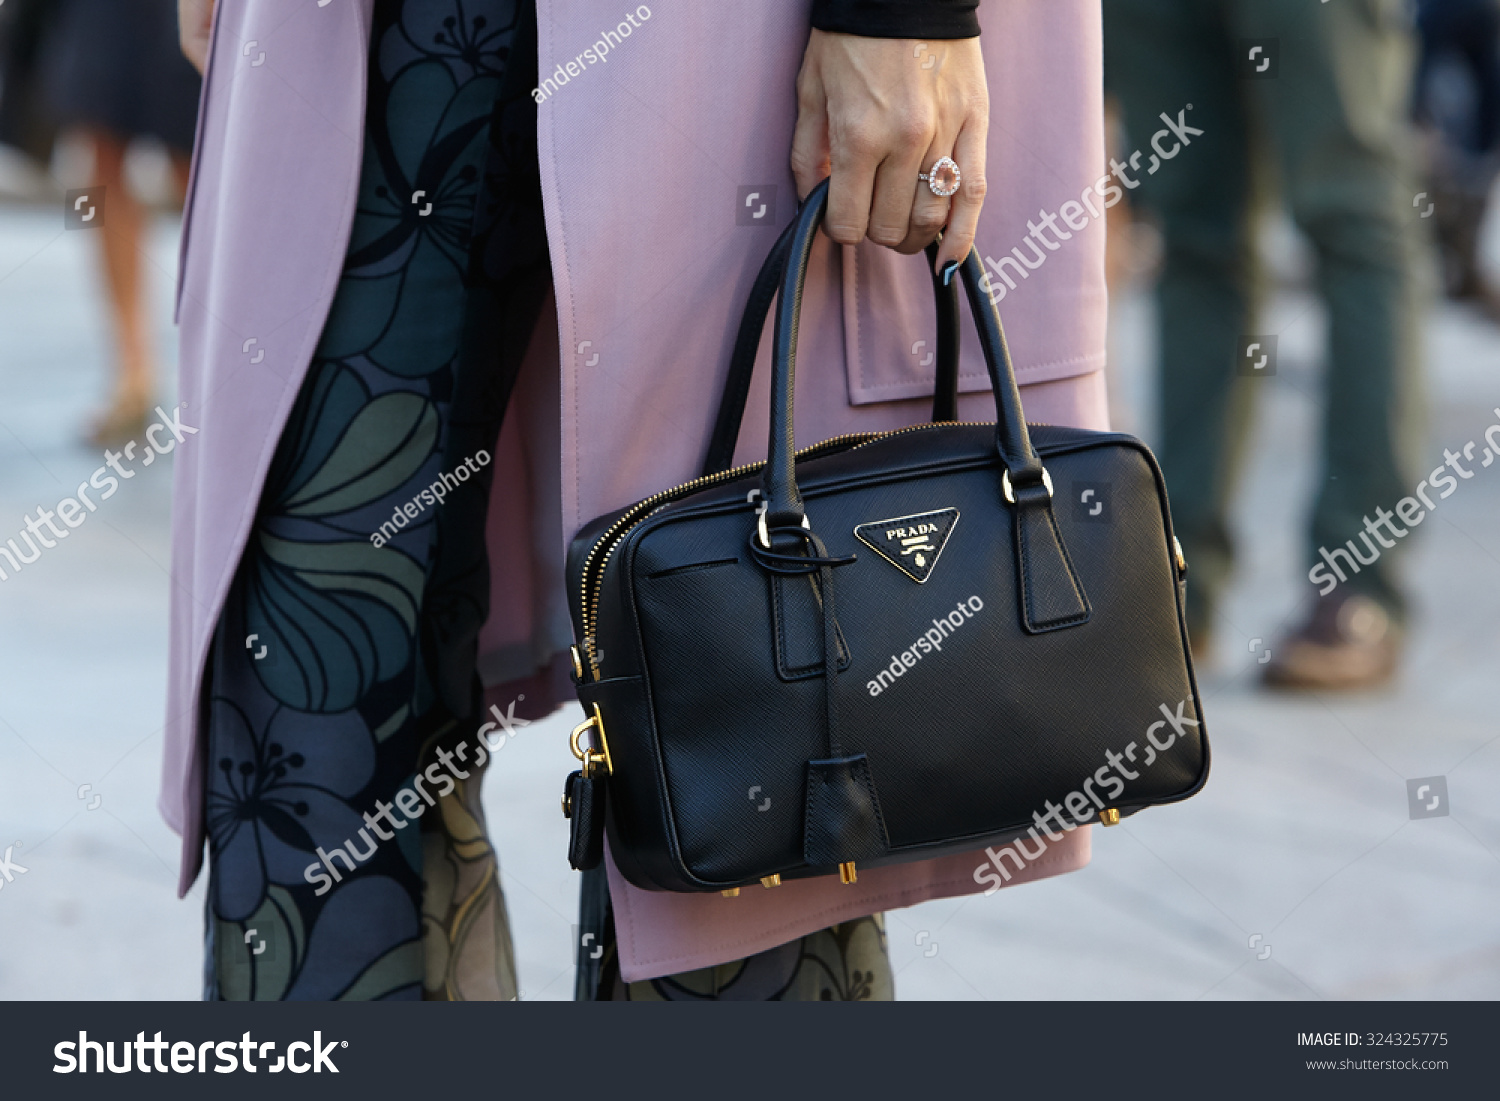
[918,156,961,197]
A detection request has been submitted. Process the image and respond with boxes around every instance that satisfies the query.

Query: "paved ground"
[0,200,1497,1000]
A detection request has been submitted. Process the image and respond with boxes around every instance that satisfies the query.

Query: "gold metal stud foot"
[838,862,858,885]
[1100,808,1121,826]
[760,874,782,888]
[721,888,740,898]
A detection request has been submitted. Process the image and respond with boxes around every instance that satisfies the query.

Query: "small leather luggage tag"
[563,770,605,871]
[803,753,891,867]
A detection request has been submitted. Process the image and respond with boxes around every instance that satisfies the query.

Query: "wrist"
[809,0,980,40]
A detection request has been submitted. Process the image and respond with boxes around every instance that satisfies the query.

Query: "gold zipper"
[578,419,1048,678]
[578,432,876,677]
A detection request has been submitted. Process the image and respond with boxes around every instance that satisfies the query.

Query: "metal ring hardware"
[756,509,811,550]
[569,702,613,778]
[1001,466,1054,505]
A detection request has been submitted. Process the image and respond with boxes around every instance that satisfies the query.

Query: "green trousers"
[1102,0,1426,630]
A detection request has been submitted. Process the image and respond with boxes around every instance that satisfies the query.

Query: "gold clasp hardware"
[760,874,782,888]
[721,888,740,898]
[1001,466,1053,505]
[569,703,613,778]
[1100,808,1121,826]
[570,644,584,681]
[839,862,858,885]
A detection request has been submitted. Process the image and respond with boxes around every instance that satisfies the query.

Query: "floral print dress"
[202,0,891,1002]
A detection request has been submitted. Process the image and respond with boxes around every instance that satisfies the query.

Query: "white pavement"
[0,202,1497,1000]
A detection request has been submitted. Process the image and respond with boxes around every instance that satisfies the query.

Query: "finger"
[823,112,882,246]
[789,71,831,202]
[895,139,956,255]
[866,117,933,249]
[933,117,987,272]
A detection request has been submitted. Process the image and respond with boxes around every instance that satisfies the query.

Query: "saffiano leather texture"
[563,180,1209,892]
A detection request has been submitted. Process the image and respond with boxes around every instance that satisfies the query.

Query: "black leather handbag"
[561,180,1209,893]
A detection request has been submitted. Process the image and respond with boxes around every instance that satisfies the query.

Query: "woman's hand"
[791,30,988,273]
[178,0,216,75]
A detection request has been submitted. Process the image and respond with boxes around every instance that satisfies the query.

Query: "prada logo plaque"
[853,508,959,583]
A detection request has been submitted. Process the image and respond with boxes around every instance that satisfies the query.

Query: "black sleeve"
[810,0,981,39]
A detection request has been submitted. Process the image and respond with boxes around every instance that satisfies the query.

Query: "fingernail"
[941,259,961,286]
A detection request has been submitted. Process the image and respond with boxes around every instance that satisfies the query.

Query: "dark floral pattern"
[205,0,536,1002]
[205,0,894,1003]
[594,915,894,1001]
[206,699,376,922]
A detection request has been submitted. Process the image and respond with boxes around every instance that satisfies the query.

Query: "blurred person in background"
[1414,0,1500,313]
[1102,0,1426,690]
[30,0,200,445]
[0,0,59,170]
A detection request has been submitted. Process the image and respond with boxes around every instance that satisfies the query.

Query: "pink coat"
[167,0,1107,982]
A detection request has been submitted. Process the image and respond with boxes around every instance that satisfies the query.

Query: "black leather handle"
[759,178,1046,533]
[702,217,800,477]
[927,237,961,424]
[701,215,961,478]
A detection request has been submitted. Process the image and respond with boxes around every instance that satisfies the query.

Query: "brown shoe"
[1262,592,1400,690]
